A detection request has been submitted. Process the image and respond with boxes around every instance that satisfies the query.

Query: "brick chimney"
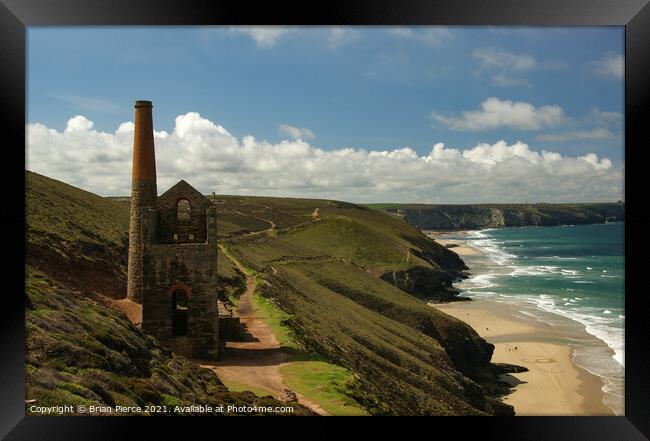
[127,100,157,303]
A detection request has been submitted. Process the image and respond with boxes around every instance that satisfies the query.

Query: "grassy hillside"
[214,195,469,301]
[25,171,312,415]
[26,172,130,298]
[225,238,512,415]
[27,171,519,415]
[213,196,517,415]
[370,202,625,230]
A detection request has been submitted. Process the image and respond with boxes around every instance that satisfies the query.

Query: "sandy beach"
[424,230,483,257]
[428,230,614,416]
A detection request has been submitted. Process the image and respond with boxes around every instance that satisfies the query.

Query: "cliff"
[379,203,624,230]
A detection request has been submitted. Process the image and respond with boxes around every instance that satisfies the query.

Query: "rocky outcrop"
[378,234,470,302]
[389,203,624,230]
[380,266,468,302]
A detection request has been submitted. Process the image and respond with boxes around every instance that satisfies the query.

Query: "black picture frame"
[2,0,649,439]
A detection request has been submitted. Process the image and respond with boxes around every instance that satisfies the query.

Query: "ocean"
[452,222,624,415]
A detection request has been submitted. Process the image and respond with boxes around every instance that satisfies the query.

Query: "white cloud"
[388,27,453,46]
[116,121,135,135]
[26,113,622,203]
[535,128,614,142]
[431,98,565,131]
[591,53,624,79]
[64,115,95,133]
[278,124,315,140]
[227,26,292,48]
[473,48,538,88]
[534,107,622,142]
[473,48,537,72]
[327,27,358,48]
[579,153,612,171]
[589,108,623,126]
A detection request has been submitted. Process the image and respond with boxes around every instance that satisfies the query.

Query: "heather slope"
[25,269,312,415]
[25,171,312,415]
[26,171,129,298]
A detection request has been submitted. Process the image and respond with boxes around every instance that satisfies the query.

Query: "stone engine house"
[127,100,219,360]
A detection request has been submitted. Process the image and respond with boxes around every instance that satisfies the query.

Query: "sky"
[26,26,624,203]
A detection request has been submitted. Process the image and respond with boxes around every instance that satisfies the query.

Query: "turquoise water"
[453,222,624,414]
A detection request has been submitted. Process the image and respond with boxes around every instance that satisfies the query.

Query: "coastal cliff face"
[385,203,624,230]
[379,234,469,302]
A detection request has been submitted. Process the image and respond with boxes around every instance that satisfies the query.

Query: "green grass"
[218,244,254,276]
[251,289,368,416]
[26,171,129,248]
[251,292,301,352]
[281,216,411,271]
[280,361,369,416]
[225,250,368,415]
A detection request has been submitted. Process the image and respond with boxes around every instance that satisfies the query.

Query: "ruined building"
[127,100,219,359]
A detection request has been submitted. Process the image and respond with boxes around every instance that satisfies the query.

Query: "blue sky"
[26,27,624,202]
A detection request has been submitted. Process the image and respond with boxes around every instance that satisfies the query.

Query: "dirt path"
[199,255,329,415]
[231,209,276,235]
[252,217,276,235]
[104,297,142,327]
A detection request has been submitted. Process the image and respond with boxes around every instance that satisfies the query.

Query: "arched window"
[177,199,191,220]
[171,288,189,336]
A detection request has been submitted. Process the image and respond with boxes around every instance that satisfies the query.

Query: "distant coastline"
[372,202,624,231]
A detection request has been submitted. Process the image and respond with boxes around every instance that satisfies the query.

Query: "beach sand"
[435,239,483,256]
[424,230,483,256]
[434,301,613,415]
[427,229,614,416]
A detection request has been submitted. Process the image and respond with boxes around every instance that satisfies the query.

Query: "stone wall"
[218,300,242,341]
[155,180,213,244]
[141,199,220,360]
[218,317,242,341]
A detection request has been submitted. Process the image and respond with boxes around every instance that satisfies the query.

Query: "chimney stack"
[127,100,157,303]
[131,100,157,182]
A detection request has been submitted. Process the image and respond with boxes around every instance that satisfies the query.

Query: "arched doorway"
[171,287,189,336]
